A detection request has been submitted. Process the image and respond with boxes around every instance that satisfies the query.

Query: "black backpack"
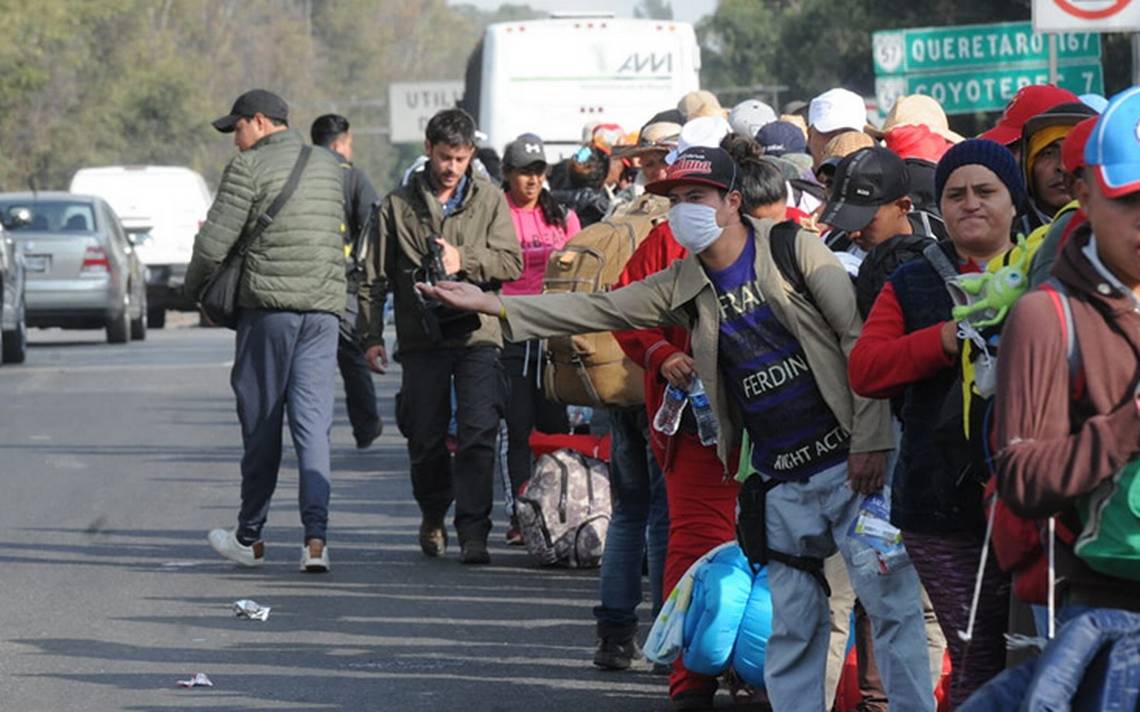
[854,233,934,320]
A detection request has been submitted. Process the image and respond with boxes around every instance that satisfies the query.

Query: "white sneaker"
[208,528,264,567]
[300,540,329,573]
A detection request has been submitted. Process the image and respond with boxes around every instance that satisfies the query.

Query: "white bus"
[461,16,701,162]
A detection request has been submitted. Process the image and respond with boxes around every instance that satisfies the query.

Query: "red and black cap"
[645,146,738,196]
[820,146,910,232]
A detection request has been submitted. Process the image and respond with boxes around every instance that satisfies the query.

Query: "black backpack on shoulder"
[854,233,934,320]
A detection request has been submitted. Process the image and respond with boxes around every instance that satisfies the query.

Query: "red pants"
[662,437,740,699]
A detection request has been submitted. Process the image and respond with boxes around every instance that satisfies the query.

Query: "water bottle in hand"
[689,377,719,446]
[653,383,688,435]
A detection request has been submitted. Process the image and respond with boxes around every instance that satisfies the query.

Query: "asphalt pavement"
[0,316,677,711]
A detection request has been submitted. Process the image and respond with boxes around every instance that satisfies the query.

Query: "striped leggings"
[903,531,1011,709]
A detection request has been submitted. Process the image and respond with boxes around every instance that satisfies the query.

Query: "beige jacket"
[501,216,893,470]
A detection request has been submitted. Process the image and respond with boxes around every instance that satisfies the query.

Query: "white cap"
[665,115,732,164]
[808,88,867,133]
[728,99,777,139]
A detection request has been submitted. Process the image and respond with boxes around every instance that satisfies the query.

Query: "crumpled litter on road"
[233,598,271,621]
[176,672,213,688]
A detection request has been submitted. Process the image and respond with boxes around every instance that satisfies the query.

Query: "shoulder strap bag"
[199,145,312,329]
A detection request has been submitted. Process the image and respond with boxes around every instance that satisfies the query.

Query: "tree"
[0,0,540,194]
[698,0,1130,134]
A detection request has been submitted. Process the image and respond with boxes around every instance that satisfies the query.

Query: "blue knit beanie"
[934,138,1026,209]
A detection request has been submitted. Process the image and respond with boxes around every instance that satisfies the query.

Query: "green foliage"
[0,0,541,195]
[701,0,1033,105]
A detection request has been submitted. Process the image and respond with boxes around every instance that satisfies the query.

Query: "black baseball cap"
[212,89,289,133]
[502,133,548,169]
[820,147,910,232]
[645,146,738,196]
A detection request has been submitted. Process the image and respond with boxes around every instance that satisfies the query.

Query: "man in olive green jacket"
[419,146,934,711]
[186,89,346,574]
[359,109,521,565]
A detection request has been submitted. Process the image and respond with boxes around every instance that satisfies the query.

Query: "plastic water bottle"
[653,383,688,435]
[689,377,719,446]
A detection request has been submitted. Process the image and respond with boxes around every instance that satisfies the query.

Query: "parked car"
[0,221,27,363]
[0,192,147,344]
[69,165,212,329]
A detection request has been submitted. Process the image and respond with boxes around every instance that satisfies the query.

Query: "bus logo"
[618,52,673,74]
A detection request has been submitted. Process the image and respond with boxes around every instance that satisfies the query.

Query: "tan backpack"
[541,194,668,408]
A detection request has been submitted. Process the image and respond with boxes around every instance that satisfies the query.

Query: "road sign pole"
[1133,33,1140,86]
[1049,33,1059,84]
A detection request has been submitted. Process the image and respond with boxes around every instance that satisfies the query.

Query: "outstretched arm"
[417,261,684,341]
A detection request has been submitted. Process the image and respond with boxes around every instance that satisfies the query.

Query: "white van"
[69,165,212,328]
[461,16,701,161]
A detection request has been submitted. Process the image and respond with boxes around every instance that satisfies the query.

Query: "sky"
[449,0,719,24]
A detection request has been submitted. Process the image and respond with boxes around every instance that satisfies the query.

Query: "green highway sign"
[875,62,1105,115]
[873,21,1100,75]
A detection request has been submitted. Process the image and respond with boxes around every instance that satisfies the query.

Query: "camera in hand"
[416,237,482,343]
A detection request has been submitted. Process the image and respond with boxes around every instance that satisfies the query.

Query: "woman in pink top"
[499,133,581,544]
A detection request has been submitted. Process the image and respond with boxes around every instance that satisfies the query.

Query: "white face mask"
[668,202,723,253]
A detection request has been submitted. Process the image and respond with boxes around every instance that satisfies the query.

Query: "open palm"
[415,281,500,315]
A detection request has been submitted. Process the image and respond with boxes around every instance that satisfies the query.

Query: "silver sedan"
[0,192,147,344]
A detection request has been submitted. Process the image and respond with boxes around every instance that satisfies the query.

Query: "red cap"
[883,124,953,163]
[1062,116,1097,174]
[978,84,1079,146]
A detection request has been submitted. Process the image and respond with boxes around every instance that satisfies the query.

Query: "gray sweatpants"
[763,464,934,712]
[231,309,338,544]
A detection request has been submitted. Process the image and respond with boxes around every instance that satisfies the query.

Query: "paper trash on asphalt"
[233,599,271,621]
[176,673,213,688]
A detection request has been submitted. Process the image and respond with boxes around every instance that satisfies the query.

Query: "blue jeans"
[232,309,338,544]
[593,407,669,636]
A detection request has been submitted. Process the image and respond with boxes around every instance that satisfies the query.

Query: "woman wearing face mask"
[498,133,581,544]
[849,139,1024,706]
[418,146,935,712]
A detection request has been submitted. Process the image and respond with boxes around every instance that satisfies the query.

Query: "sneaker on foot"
[459,539,491,565]
[208,528,264,567]
[354,420,384,450]
[300,539,330,572]
[419,518,447,558]
[592,636,641,670]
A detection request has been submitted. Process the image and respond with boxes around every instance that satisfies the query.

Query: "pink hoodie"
[500,194,581,296]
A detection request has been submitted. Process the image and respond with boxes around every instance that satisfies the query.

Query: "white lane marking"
[0,362,232,375]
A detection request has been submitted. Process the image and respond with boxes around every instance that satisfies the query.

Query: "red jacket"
[613,221,696,470]
[848,261,980,398]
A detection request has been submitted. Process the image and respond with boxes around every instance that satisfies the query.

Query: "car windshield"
[0,201,97,233]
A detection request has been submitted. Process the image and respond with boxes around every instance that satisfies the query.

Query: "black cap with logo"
[820,147,910,232]
[645,146,738,196]
[212,89,290,133]
[502,133,548,169]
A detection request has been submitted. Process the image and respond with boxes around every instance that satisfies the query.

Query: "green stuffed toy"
[949,235,1032,329]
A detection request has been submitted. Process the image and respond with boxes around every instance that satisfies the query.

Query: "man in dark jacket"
[311,114,383,450]
[359,108,521,565]
[186,89,346,573]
